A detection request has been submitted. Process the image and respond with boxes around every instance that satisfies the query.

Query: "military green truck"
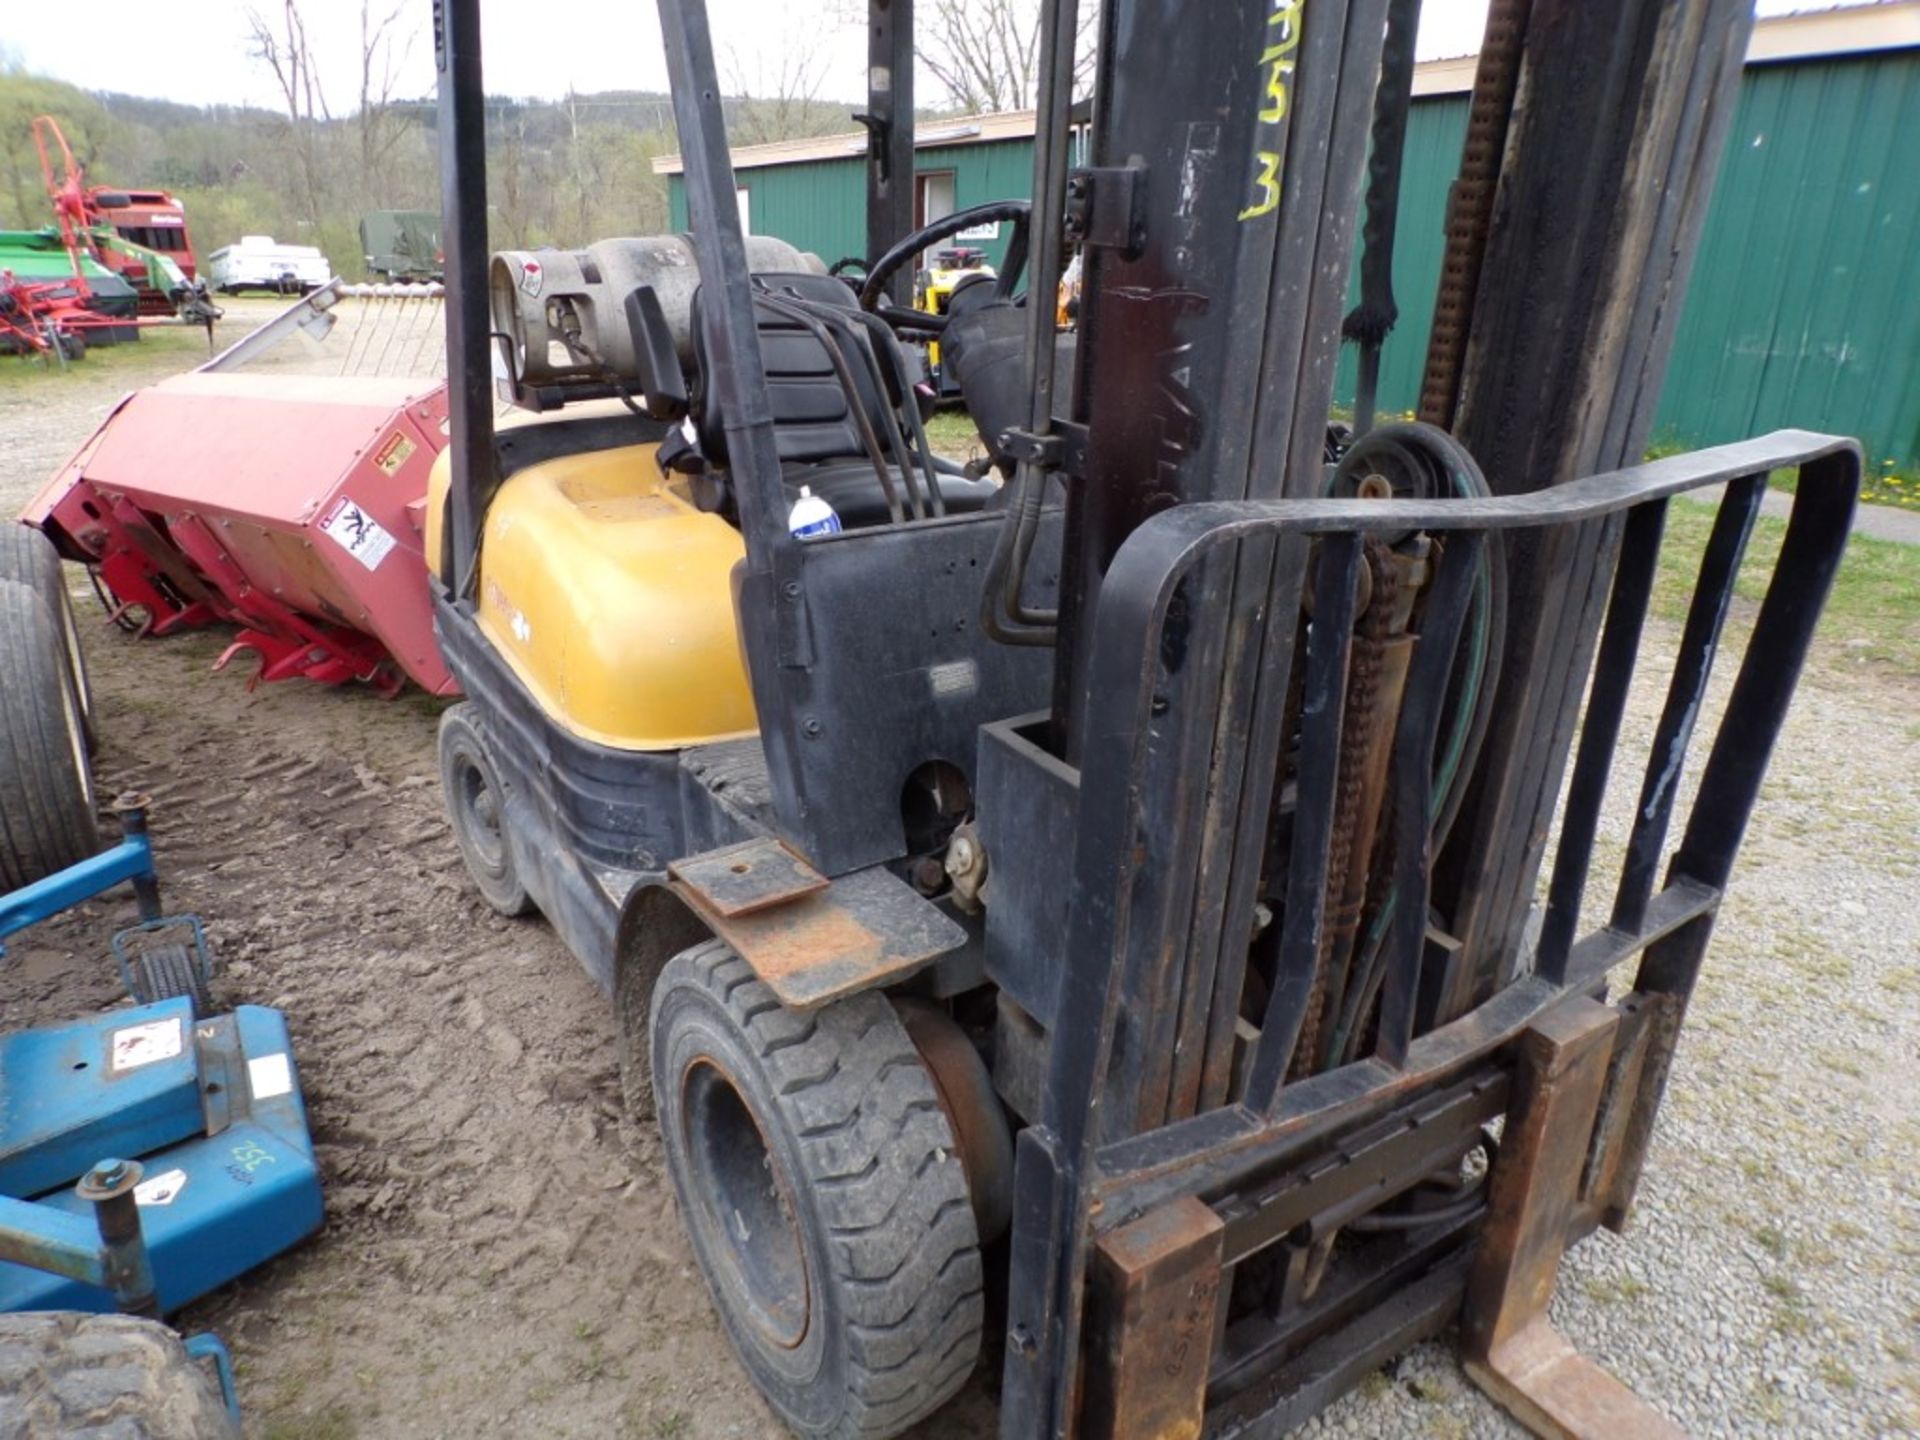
[358,210,442,283]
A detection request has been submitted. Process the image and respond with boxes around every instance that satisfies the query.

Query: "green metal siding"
[673,48,1920,467]
[669,139,1035,271]
[1329,97,1469,421]
[1652,52,1920,468]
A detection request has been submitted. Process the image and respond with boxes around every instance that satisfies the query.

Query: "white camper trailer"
[205,236,333,295]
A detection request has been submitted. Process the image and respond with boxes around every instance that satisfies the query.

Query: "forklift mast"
[430,0,1862,1434]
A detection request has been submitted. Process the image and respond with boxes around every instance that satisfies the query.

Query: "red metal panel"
[24,372,454,695]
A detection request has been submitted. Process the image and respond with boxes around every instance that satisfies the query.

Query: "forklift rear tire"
[0,581,98,891]
[0,1312,239,1439]
[652,941,984,1439]
[0,525,97,753]
[438,704,533,917]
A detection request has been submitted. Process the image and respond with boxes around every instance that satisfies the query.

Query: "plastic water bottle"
[788,485,842,538]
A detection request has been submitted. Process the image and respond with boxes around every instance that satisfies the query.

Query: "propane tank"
[788,486,842,538]
[489,235,825,398]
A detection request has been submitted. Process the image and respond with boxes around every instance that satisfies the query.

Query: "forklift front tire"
[0,1312,240,1439]
[438,704,533,918]
[652,940,985,1439]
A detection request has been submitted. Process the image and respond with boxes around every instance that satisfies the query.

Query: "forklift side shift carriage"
[428,1,1858,1436]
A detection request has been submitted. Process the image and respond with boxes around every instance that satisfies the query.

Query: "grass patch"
[923,407,987,462]
[1652,497,1920,674]
[1818,1356,1861,1392]
[1771,457,1919,514]
[1763,1273,1815,1336]
[262,1409,356,1440]
[0,323,213,395]
[1647,436,1919,512]
[1581,1272,1652,1304]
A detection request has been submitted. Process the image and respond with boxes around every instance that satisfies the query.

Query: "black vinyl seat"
[688,272,998,528]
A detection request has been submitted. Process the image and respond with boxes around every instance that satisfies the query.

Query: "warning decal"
[111,1016,183,1072]
[372,430,418,477]
[319,498,397,571]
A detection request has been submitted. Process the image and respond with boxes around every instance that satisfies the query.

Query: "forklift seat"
[687,274,998,527]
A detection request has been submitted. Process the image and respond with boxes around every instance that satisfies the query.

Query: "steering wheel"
[857,199,1032,334]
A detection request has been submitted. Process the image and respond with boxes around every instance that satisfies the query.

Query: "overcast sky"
[2,0,1880,112]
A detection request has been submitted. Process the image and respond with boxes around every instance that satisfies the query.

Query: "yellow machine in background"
[916,245,993,396]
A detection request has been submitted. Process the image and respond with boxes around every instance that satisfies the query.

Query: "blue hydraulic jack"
[0,796,323,1395]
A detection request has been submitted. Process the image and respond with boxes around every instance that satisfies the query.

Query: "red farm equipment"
[0,270,91,362]
[23,283,456,696]
[30,116,216,324]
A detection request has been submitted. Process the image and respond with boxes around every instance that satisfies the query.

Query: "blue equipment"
[0,800,323,1321]
[0,794,164,960]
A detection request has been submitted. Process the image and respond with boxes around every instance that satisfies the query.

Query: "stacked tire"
[0,524,98,889]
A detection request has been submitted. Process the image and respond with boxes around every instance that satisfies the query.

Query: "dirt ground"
[2,306,1915,1439]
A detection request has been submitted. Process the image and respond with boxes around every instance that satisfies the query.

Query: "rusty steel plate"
[669,837,829,918]
[675,862,967,1011]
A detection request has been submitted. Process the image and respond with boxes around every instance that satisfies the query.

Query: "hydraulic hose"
[1320,424,1508,1067]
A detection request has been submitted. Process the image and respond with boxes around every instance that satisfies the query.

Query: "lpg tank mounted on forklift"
[426,1,1861,1436]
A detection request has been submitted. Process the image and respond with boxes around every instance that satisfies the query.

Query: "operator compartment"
[443,230,1013,749]
[488,233,1001,534]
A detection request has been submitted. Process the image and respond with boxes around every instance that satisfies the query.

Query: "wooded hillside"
[0,66,854,277]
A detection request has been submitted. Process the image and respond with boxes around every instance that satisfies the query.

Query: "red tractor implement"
[24,285,454,695]
[30,116,216,326]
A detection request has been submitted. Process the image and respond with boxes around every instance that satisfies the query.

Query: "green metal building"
[662,111,1043,273]
[661,4,1920,467]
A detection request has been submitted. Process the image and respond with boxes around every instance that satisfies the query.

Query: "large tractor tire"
[0,1312,238,1440]
[650,940,984,1439]
[437,703,533,917]
[0,580,97,890]
[0,524,96,753]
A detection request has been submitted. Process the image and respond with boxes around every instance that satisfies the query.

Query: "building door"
[914,171,956,273]
[915,170,956,229]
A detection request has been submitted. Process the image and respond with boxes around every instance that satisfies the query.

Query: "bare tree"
[357,0,416,190]
[246,1,329,227]
[722,31,838,146]
[914,0,1099,114]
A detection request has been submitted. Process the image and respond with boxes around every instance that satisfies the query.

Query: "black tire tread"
[0,582,97,890]
[0,525,94,752]
[0,1312,237,1440]
[437,703,533,918]
[662,940,983,1439]
[679,738,776,830]
[130,942,213,1018]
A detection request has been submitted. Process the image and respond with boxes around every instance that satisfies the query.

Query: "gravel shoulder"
[2,322,1914,1439]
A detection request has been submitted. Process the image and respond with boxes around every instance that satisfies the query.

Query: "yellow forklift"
[427,0,1859,1435]
[916,243,994,395]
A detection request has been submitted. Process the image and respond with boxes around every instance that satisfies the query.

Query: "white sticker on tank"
[110,1017,183,1072]
[249,1052,294,1100]
[135,1169,188,1207]
[319,498,396,571]
[929,659,978,699]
